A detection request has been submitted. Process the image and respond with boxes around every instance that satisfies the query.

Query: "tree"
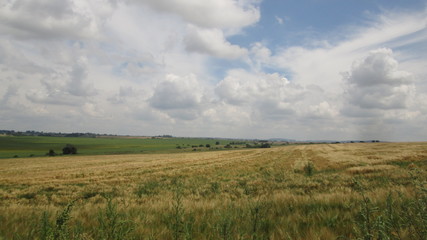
[260,143,271,148]
[62,144,77,155]
[48,149,56,156]
[205,144,211,148]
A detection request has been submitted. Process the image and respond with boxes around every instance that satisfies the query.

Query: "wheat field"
[0,142,426,239]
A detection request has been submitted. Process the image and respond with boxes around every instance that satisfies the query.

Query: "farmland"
[0,142,426,239]
[0,135,241,159]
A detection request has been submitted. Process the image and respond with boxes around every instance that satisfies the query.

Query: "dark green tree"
[48,149,56,156]
[62,144,77,155]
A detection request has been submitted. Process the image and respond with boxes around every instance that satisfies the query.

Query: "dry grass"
[0,142,426,239]
[345,164,397,174]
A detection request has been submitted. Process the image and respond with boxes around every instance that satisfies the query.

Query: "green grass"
[0,135,237,158]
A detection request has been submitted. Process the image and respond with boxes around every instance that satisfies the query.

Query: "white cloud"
[344,48,414,110]
[120,0,257,60]
[0,85,18,106]
[275,16,284,25]
[82,102,104,118]
[67,58,97,97]
[106,4,210,77]
[150,74,203,110]
[0,1,426,141]
[249,42,272,70]
[149,74,207,120]
[134,0,260,30]
[0,0,113,40]
[339,48,422,140]
[24,56,97,106]
[215,69,309,120]
[184,26,248,59]
[306,101,339,120]
[219,69,309,104]
[272,9,427,92]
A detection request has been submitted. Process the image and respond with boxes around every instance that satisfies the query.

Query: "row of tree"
[48,144,77,156]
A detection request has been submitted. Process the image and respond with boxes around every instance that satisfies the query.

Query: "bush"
[48,149,56,156]
[260,143,271,148]
[62,144,77,155]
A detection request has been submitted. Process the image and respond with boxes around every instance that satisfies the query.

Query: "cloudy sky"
[1,0,426,141]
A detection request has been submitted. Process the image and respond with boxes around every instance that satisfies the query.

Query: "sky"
[1,0,427,141]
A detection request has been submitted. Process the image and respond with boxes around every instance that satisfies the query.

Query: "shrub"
[260,143,271,148]
[62,144,77,155]
[48,149,56,156]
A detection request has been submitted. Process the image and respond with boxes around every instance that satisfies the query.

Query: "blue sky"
[235,0,426,48]
[0,0,426,141]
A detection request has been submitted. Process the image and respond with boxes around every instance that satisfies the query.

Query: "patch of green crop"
[0,136,237,159]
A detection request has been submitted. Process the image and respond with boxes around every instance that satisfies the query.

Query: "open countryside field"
[0,136,239,159]
[0,142,426,239]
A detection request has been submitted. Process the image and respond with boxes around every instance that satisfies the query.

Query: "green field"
[0,135,239,158]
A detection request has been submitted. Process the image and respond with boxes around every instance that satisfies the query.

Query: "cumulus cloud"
[185,26,248,59]
[150,74,203,110]
[344,48,414,110]
[248,42,272,70]
[0,39,48,74]
[108,86,136,104]
[126,0,257,60]
[0,85,18,106]
[67,58,97,97]
[272,9,427,93]
[135,0,260,29]
[82,102,105,117]
[0,0,113,40]
[26,57,96,106]
[216,69,303,105]
[216,69,308,120]
[340,48,421,140]
[1,0,426,140]
[305,101,339,120]
[149,74,206,120]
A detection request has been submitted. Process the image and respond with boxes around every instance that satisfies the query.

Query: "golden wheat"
[0,142,426,239]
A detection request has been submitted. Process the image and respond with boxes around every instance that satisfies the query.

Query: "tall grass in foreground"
[352,174,427,240]
[2,174,422,240]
